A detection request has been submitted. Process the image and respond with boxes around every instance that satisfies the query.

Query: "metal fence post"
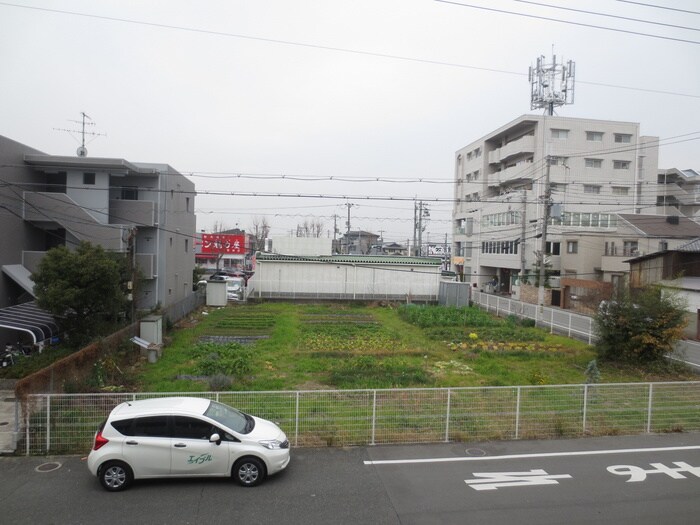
[445,388,452,442]
[515,387,521,440]
[371,390,377,446]
[582,384,588,434]
[25,406,30,456]
[46,395,51,454]
[646,383,654,433]
[295,392,300,447]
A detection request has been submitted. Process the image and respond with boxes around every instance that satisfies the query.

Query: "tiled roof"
[618,214,700,238]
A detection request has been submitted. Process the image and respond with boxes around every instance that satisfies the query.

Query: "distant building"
[339,231,380,254]
[452,114,659,298]
[627,238,700,338]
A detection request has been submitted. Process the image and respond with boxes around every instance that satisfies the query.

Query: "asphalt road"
[1,434,699,524]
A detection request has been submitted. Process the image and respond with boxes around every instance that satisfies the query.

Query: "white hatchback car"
[87,397,290,491]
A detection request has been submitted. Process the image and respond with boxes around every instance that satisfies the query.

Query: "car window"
[130,416,170,437]
[172,416,217,440]
[204,400,250,433]
[110,418,135,436]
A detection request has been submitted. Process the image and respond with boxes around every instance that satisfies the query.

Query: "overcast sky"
[1,0,698,245]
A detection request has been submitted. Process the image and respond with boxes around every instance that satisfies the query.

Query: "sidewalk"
[0,381,17,454]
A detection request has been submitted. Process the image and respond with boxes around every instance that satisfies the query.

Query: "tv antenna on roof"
[53,112,106,157]
[528,52,575,116]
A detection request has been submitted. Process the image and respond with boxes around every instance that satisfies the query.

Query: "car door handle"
[174,443,187,448]
[125,440,139,445]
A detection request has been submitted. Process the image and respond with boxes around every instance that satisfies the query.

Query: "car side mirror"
[209,433,221,445]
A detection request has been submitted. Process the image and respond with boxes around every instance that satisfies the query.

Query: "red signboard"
[200,234,246,254]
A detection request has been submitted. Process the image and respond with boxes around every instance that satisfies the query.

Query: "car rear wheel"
[99,461,133,492]
[233,457,265,487]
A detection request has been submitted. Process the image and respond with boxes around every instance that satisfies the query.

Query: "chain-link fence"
[19,382,700,455]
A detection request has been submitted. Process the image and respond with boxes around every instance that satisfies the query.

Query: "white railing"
[472,291,597,344]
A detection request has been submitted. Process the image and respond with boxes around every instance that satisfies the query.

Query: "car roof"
[109,397,211,419]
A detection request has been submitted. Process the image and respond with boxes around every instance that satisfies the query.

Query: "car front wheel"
[99,461,133,492]
[233,457,265,487]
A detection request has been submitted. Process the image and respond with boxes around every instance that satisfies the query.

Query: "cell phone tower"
[528,54,575,116]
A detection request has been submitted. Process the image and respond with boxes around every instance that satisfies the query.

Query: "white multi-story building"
[452,115,659,295]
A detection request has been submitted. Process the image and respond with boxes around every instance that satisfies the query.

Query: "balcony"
[488,162,535,186]
[488,135,535,165]
[23,192,127,251]
[109,199,157,227]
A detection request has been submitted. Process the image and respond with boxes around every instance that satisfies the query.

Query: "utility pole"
[344,203,355,254]
[538,157,552,310]
[413,201,418,256]
[520,190,527,279]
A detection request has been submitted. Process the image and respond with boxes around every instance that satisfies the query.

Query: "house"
[338,231,380,255]
[627,238,700,339]
[0,134,196,343]
[452,114,659,300]
[564,214,700,285]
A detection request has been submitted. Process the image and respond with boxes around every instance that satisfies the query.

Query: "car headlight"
[259,439,286,450]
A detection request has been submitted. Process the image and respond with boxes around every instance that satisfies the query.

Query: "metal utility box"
[140,315,163,345]
[206,280,228,306]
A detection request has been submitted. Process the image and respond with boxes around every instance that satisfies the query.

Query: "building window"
[549,156,568,166]
[186,197,190,212]
[567,241,578,254]
[586,131,604,141]
[614,133,632,143]
[545,241,561,255]
[623,241,639,256]
[169,237,173,247]
[585,158,603,168]
[551,129,569,139]
[473,170,480,180]
[659,240,668,251]
[613,160,631,170]
[475,147,481,157]
[612,186,629,195]
[185,239,189,253]
[83,172,95,185]
[584,185,601,194]
[121,186,138,200]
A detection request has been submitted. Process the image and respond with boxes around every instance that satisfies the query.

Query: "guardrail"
[20,382,700,455]
[472,291,597,344]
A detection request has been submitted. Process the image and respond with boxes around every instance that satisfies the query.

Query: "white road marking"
[364,445,700,466]
[607,462,700,482]
[464,469,573,490]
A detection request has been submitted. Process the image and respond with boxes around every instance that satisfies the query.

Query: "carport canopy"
[0,301,59,344]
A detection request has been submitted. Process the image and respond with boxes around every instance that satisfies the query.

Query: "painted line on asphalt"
[364,445,700,465]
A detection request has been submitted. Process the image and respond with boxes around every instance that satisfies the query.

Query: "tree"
[249,216,271,252]
[595,285,687,363]
[295,219,324,238]
[31,242,130,348]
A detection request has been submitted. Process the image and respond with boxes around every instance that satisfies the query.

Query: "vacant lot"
[135,302,694,392]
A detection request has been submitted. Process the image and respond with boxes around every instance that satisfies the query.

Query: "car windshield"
[204,400,253,434]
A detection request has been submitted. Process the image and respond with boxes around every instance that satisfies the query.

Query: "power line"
[616,0,700,16]
[0,1,698,99]
[510,0,700,32]
[434,0,700,45]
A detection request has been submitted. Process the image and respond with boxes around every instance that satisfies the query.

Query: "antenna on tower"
[528,52,575,116]
[53,112,106,157]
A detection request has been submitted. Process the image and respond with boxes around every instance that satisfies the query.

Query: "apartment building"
[0,135,196,325]
[452,115,659,295]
